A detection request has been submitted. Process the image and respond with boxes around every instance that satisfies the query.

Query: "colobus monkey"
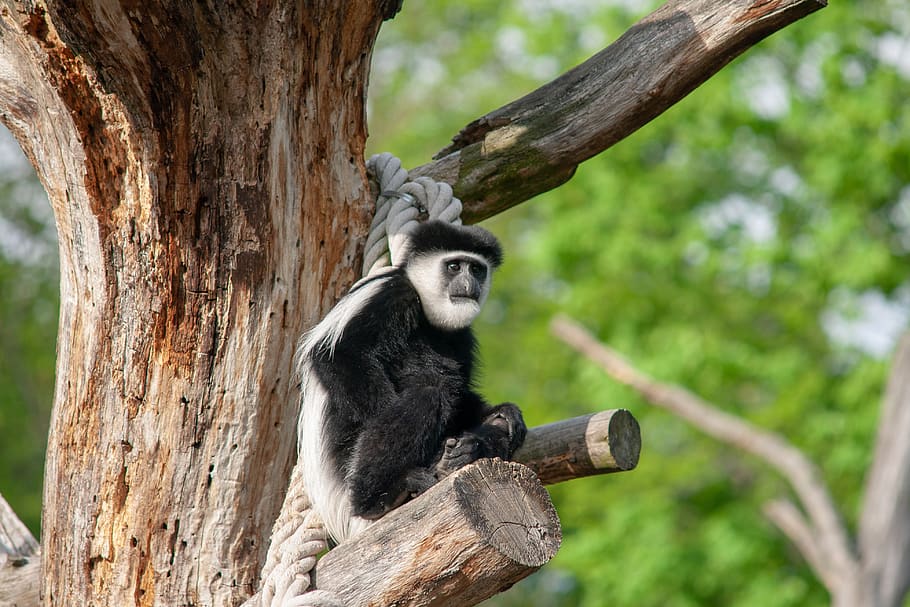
[297,220,526,543]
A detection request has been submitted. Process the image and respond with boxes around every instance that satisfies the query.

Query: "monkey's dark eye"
[446,261,462,273]
[470,263,487,281]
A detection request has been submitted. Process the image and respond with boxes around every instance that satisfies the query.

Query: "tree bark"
[314,459,561,607]
[0,555,40,607]
[0,2,391,605]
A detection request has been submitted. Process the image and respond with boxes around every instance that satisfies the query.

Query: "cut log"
[314,458,560,607]
[515,409,641,484]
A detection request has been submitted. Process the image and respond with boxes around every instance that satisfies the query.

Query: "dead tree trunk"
[0,0,824,605]
[0,2,393,604]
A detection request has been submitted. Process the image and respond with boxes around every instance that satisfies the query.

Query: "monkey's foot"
[434,433,482,478]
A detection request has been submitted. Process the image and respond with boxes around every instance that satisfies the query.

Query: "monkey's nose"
[450,276,480,300]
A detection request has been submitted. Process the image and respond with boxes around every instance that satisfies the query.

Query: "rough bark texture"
[0,2,391,605]
[0,555,40,607]
[413,0,826,222]
[314,459,561,607]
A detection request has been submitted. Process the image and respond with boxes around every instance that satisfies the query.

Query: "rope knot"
[363,153,463,275]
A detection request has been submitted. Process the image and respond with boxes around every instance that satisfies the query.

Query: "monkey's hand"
[434,403,527,478]
[484,402,527,456]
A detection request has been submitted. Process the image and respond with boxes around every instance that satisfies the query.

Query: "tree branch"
[856,333,910,606]
[550,314,856,591]
[0,492,40,607]
[412,0,826,222]
[514,409,641,484]
[762,499,834,592]
[314,458,560,607]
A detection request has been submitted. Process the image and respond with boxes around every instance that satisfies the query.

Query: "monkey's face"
[405,251,493,331]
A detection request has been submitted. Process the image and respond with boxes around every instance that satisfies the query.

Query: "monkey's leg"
[348,386,455,519]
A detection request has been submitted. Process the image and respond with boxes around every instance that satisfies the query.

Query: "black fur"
[307,222,524,523]
[406,221,504,268]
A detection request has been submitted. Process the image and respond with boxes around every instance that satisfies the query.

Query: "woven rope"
[363,152,463,276]
[257,467,341,607]
[257,154,462,607]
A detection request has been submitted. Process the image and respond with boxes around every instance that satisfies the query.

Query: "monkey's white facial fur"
[405,251,493,331]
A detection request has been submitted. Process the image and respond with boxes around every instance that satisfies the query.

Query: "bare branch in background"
[855,334,910,606]
[550,315,858,597]
[762,499,833,590]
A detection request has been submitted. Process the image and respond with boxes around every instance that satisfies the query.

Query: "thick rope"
[363,152,463,276]
[258,153,463,607]
[259,466,341,607]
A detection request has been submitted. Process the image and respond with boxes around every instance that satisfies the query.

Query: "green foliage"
[368,1,907,605]
[0,130,57,534]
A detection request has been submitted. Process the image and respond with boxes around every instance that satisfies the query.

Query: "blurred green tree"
[0,128,56,535]
[366,1,907,605]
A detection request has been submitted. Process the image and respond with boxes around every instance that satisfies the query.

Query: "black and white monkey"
[297,220,526,543]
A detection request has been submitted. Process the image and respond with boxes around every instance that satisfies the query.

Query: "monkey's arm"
[347,378,464,519]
